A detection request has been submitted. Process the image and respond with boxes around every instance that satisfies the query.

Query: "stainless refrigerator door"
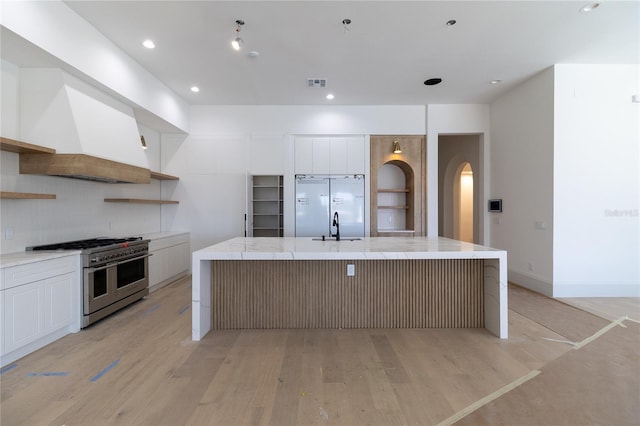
[330,175,365,237]
[295,175,331,237]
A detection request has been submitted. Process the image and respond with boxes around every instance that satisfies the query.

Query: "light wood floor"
[0,277,636,425]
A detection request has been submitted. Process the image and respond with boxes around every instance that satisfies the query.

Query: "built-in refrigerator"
[295,174,365,238]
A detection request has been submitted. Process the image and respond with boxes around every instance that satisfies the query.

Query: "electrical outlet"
[4,226,14,240]
[528,262,534,272]
[347,264,355,276]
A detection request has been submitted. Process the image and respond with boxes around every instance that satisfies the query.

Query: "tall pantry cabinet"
[249,175,284,237]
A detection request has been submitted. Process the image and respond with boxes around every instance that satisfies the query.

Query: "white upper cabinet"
[295,136,365,175]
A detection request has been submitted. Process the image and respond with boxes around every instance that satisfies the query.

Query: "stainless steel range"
[29,237,150,327]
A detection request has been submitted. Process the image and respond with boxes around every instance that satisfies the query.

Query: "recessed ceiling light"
[490,79,502,84]
[142,40,155,49]
[580,2,600,12]
[190,86,200,93]
[446,19,457,26]
[424,78,443,86]
[326,94,335,100]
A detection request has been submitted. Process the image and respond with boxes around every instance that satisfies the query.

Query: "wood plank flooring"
[0,278,637,425]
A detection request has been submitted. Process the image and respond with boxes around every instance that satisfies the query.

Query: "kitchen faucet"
[332,211,340,241]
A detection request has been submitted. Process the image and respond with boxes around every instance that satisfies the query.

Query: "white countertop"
[0,232,189,268]
[0,250,81,268]
[194,236,505,261]
[141,231,190,240]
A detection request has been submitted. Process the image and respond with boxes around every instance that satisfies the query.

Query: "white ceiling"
[5,1,640,107]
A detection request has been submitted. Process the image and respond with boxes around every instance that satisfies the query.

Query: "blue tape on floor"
[142,304,160,316]
[179,304,191,315]
[27,372,70,377]
[90,358,120,382]
[0,364,17,374]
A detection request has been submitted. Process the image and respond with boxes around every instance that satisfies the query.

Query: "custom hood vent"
[18,68,151,184]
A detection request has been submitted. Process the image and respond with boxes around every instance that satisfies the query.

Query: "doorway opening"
[457,163,474,242]
[438,134,482,244]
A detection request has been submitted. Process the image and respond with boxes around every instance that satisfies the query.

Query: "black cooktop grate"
[30,237,142,251]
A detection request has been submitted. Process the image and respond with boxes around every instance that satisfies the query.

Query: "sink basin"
[311,237,362,241]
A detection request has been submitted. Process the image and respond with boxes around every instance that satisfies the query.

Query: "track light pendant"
[232,19,245,50]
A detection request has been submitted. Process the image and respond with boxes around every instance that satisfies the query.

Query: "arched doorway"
[438,134,482,244]
[457,162,474,243]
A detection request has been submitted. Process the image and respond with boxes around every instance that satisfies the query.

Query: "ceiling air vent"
[307,78,328,88]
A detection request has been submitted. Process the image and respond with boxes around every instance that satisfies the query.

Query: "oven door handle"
[86,262,118,273]
[115,253,153,265]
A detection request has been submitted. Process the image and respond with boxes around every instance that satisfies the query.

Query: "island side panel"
[209,259,484,330]
[483,255,508,338]
[192,257,212,340]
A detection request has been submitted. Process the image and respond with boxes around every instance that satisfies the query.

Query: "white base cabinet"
[148,233,190,291]
[1,254,79,367]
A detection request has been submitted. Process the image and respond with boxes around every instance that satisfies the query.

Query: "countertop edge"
[1,250,81,268]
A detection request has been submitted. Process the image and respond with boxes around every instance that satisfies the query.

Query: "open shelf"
[150,171,179,181]
[251,175,284,237]
[377,205,409,209]
[104,198,179,204]
[0,137,56,154]
[1,191,56,200]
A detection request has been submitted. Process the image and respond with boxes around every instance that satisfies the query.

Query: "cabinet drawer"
[1,256,77,291]
[148,233,189,251]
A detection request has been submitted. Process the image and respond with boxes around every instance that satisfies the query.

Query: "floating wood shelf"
[150,171,179,181]
[377,189,410,193]
[104,198,179,204]
[1,191,56,199]
[377,205,409,209]
[0,137,56,154]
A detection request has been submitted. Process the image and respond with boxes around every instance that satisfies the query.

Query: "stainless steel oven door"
[113,254,150,301]
[84,263,116,315]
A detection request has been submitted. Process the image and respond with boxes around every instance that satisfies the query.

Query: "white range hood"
[18,68,151,183]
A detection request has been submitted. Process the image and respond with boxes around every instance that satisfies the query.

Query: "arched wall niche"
[370,135,426,236]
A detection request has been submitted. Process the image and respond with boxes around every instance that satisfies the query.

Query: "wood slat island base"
[211,259,484,329]
[192,237,508,339]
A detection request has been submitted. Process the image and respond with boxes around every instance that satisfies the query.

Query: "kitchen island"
[192,237,507,339]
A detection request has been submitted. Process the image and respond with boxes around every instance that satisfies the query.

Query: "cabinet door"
[329,139,348,174]
[3,282,45,353]
[346,137,365,174]
[312,139,331,174]
[149,248,169,287]
[294,137,313,174]
[168,243,190,278]
[45,273,74,332]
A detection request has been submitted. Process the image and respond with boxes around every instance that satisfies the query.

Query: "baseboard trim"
[508,270,553,297]
[508,271,640,297]
[553,282,640,298]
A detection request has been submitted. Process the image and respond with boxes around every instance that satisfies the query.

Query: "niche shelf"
[370,135,425,236]
[104,198,179,204]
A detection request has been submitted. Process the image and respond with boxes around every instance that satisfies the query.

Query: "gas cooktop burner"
[29,237,143,251]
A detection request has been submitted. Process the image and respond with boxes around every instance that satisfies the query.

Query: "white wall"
[553,64,639,297]
[426,104,490,241]
[489,68,555,295]
[161,105,426,251]
[490,64,640,297]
